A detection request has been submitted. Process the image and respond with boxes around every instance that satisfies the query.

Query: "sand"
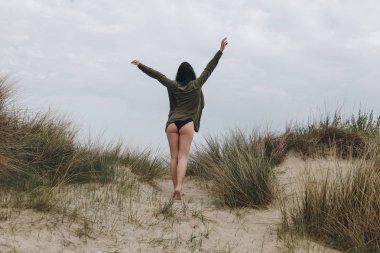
[0,155,346,253]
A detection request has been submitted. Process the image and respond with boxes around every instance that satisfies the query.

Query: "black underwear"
[174,118,193,132]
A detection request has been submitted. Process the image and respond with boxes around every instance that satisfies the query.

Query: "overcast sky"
[1,0,380,151]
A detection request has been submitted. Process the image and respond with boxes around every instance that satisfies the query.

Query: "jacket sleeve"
[191,50,223,89]
[137,64,176,89]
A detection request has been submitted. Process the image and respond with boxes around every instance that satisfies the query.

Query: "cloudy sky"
[1,0,380,151]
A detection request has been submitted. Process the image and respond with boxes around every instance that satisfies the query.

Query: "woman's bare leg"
[166,123,179,195]
[174,122,194,200]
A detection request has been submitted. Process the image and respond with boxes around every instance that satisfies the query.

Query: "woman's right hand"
[131,60,141,66]
[220,37,228,52]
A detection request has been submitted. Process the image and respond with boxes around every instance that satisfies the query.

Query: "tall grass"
[0,76,165,194]
[281,150,380,252]
[190,130,275,208]
[0,109,121,189]
[189,109,380,208]
[297,110,380,136]
[264,111,379,163]
[189,111,380,210]
[188,136,222,180]
[120,148,166,182]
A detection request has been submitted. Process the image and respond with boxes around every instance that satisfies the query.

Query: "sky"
[1,0,380,152]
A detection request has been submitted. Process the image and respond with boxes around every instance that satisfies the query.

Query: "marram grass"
[281,150,380,251]
[0,76,164,194]
[190,130,275,208]
[263,111,379,163]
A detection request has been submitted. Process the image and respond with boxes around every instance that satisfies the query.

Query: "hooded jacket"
[137,50,223,132]
[176,62,196,85]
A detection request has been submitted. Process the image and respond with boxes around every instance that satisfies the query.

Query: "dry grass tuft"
[121,148,166,183]
[265,128,367,164]
[280,149,380,252]
[264,111,378,164]
[0,75,165,212]
[190,130,275,208]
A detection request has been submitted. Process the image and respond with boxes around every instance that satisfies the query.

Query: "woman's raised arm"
[191,37,228,89]
[131,60,176,89]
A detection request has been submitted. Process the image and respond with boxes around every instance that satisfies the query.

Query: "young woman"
[131,37,228,200]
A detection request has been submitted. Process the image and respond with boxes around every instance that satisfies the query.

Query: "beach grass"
[0,76,164,210]
[190,130,275,208]
[279,146,380,252]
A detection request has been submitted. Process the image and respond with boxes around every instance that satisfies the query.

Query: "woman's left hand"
[220,37,228,52]
[131,60,141,65]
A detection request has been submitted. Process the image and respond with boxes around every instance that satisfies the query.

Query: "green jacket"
[137,50,223,132]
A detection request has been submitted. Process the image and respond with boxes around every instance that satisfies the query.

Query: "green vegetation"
[264,110,379,165]
[190,130,275,208]
[121,148,166,182]
[188,111,380,249]
[189,111,380,209]
[277,112,380,252]
[281,153,380,252]
[0,76,164,198]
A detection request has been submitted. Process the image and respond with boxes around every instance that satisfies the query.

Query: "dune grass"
[281,153,380,252]
[277,139,380,252]
[121,148,166,183]
[0,76,165,212]
[264,111,379,165]
[298,110,380,136]
[271,112,380,251]
[0,77,121,190]
[189,110,380,249]
[189,130,275,208]
[189,111,380,209]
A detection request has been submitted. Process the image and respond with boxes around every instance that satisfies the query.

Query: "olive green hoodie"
[137,50,223,132]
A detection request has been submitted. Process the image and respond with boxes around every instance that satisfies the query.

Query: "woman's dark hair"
[175,62,196,85]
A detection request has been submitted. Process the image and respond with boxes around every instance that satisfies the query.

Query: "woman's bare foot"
[174,190,181,200]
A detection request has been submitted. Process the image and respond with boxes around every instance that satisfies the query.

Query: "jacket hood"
[175,62,196,85]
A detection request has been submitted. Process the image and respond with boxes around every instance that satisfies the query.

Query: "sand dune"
[0,155,345,253]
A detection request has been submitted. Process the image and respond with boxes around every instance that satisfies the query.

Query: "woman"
[131,37,228,200]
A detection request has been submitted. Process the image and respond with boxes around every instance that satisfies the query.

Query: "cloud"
[1,0,380,150]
